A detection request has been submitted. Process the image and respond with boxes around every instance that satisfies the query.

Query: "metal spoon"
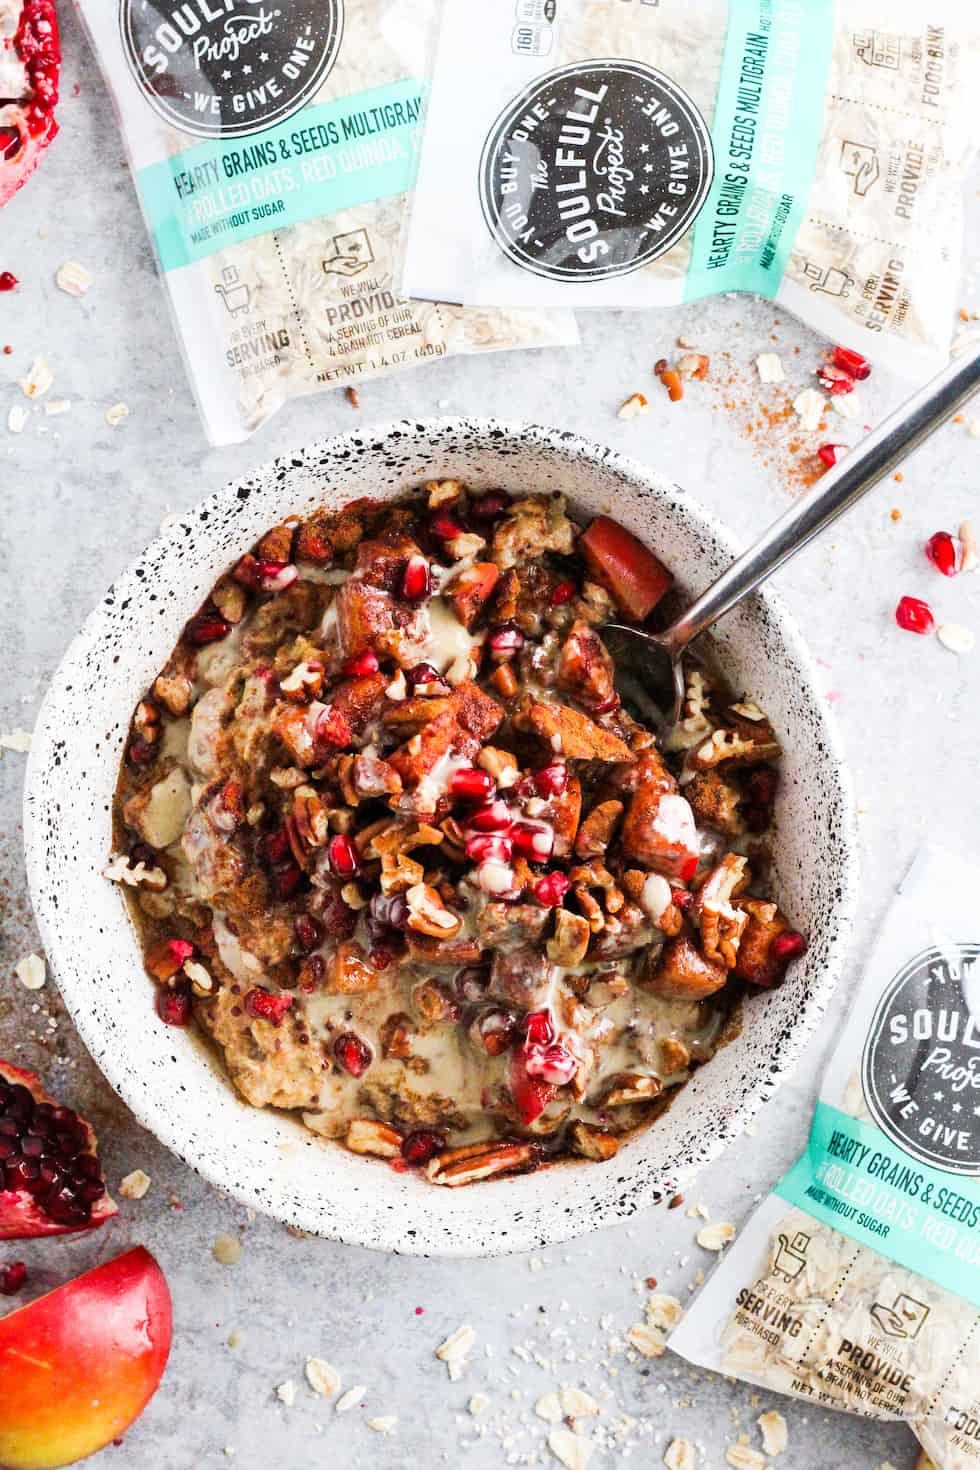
[603,347,980,740]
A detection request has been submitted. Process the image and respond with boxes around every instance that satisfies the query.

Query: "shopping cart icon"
[214,265,251,318]
[773,1231,810,1282]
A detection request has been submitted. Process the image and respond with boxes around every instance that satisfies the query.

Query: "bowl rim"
[23,415,859,1256]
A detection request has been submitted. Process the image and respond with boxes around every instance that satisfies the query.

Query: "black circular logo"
[121,0,344,140]
[862,944,980,1176]
[479,59,713,282]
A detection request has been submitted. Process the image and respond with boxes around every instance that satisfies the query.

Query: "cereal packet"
[404,0,980,378]
[670,847,980,1469]
[74,0,576,444]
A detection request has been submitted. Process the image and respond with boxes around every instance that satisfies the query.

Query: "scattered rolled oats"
[366,1415,397,1434]
[792,388,826,433]
[627,1322,667,1358]
[14,954,46,991]
[535,1392,563,1424]
[305,1358,341,1398]
[7,405,27,434]
[548,1427,593,1470]
[212,1233,242,1266]
[0,729,32,753]
[618,392,649,420]
[960,520,978,572]
[335,1386,365,1414]
[560,1387,599,1419]
[43,398,71,416]
[696,1221,736,1252]
[831,390,861,420]
[119,1169,152,1201]
[105,402,129,428]
[275,1380,297,1407]
[645,1294,685,1332]
[755,353,784,384]
[468,1392,490,1416]
[937,622,975,655]
[968,418,980,439]
[435,1324,475,1381]
[686,1203,710,1221]
[19,356,53,399]
[725,1447,766,1470]
[756,1411,787,1456]
[56,261,94,296]
[664,1439,698,1470]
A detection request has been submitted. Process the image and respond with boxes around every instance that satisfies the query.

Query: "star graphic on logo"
[975,1105,980,1117]
[243,65,252,76]
[260,52,270,63]
[644,164,654,174]
[952,1102,963,1113]
[639,185,649,195]
[932,1091,944,1102]
[640,144,650,154]
[221,70,231,81]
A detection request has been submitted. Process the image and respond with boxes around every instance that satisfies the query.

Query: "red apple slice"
[580,516,673,621]
[0,1247,172,1470]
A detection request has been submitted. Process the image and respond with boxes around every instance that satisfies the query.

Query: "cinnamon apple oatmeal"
[108,486,806,1185]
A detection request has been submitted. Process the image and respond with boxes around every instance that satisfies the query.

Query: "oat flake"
[756,1411,787,1456]
[792,388,826,432]
[275,1381,297,1408]
[366,1415,397,1434]
[937,622,975,655]
[19,356,53,399]
[696,1221,736,1252]
[119,1169,152,1200]
[335,1386,365,1414]
[435,1324,475,1380]
[7,406,27,434]
[14,954,46,991]
[55,261,93,296]
[548,1427,593,1470]
[305,1358,341,1398]
[105,402,129,428]
[664,1440,698,1470]
[535,1392,563,1424]
[212,1233,242,1266]
[755,353,784,385]
[725,1447,766,1470]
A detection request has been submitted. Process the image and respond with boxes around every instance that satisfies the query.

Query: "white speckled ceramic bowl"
[24,418,858,1257]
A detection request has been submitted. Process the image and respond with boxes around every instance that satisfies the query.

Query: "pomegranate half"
[0,0,60,208]
[0,1247,172,1469]
[0,1059,117,1239]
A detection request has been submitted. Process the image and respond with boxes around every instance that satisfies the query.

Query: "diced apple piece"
[580,517,672,621]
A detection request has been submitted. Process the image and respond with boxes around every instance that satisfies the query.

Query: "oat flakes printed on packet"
[404,0,980,378]
[670,847,980,1470]
[74,0,577,445]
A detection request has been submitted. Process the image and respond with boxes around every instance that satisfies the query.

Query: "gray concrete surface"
[1,7,978,1467]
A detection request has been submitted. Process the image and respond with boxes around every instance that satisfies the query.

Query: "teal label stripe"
[137,79,424,273]
[775,1102,980,1309]
[685,0,834,301]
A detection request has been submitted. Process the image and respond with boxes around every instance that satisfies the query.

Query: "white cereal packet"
[74,0,576,445]
[670,848,980,1470]
[405,0,980,378]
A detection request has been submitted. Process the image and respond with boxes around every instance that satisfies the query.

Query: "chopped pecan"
[658,1037,691,1074]
[601,1072,663,1107]
[211,576,247,626]
[642,936,728,1001]
[352,754,402,800]
[490,663,518,699]
[557,620,617,708]
[405,883,462,939]
[325,941,382,995]
[687,720,781,774]
[570,858,625,913]
[279,659,325,702]
[477,745,519,785]
[491,495,575,570]
[691,854,750,968]
[379,1012,414,1060]
[518,698,633,762]
[152,669,194,718]
[370,823,444,895]
[292,786,329,850]
[569,1121,620,1161]
[405,934,482,967]
[425,478,462,508]
[546,909,591,966]
[665,667,715,752]
[476,902,548,950]
[732,898,795,988]
[413,979,460,1025]
[574,799,624,858]
[425,1139,538,1187]
[345,1118,402,1158]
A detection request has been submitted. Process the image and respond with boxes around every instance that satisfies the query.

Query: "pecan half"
[569,1121,620,1161]
[601,1072,663,1107]
[425,1140,538,1187]
[405,883,462,939]
[574,799,624,858]
[547,908,591,966]
[345,1118,402,1159]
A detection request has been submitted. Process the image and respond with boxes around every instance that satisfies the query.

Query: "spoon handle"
[663,346,980,655]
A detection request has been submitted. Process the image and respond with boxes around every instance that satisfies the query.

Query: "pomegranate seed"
[258,560,298,593]
[258,827,291,865]
[334,1032,372,1077]
[680,855,699,882]
[401,554,431,602]
[524,1011,555,1047]
[465,832,513,864]
[533,764,568,798]
[818,443,846,469]
[532,871,571,907]
[401,1130,445,1166]
[450,768,496,803]
[429,511,464,540]
[405,662,449,694]
[511,821,554,861]
[272,862,304,899]
[549,580,576,608]
[833,344,871,381]
[468,491,511,521]
[525,1040,578,1086]
[772,930,808,962]
[327,833,360,878]
[468,799,513,833]
[0,272,18,293]
[817,371,854,397]
[156,983,192,1027]
[245,988,293,1025]
[341,649,380,676]
[127,738,156,767]
[294,913,324,953]
[0,1261,26,1295]
[487,623,524,661]
[895,596,935,635]
[925,531,959,577]
[670,887,693,912]
[185,610,232,646]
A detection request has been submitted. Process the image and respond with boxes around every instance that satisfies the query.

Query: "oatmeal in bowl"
[108,480,807,1188]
